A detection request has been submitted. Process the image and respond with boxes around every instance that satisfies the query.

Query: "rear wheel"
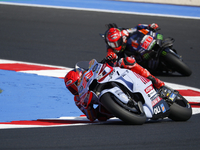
[162,52,192,76]
[100,93,146,125]
[168,94,192,121]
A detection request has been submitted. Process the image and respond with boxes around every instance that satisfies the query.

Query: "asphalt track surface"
[0,4,200,150]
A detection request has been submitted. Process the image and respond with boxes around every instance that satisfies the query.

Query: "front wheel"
[168,94,192,121]
[162,52,192,76]
[100,93,146,125]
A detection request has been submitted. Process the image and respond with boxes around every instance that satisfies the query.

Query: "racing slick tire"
[162,52,192,76]
[100,93,146,125]
[168,94,192,121]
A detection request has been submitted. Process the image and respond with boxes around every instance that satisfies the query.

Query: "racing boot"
[147,75,165,89]
[131,63,151,77]
[119,57,165,89]
[129,62,165,89]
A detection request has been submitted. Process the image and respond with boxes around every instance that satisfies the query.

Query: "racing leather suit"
[106,24,165,89]
[74,94,112,122]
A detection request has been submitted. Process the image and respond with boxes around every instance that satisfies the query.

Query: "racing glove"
[148,23,159,31]
[106,52,118,63]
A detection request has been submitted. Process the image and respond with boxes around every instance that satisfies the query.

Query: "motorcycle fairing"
[99,86,153,118]
[127,30,156,60]
[98,66,155,118]
[97,63,114,82]
[151,96,170,119]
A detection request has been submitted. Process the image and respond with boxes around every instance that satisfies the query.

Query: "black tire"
[168,94,192,121]
[100,93,146,125]
[162,52,192,76]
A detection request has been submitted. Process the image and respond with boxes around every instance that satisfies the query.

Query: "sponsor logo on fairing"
[145,85,154,94]
[160,103,166,113]
[154,106,161,114]
[169,93,176,101]
[151,96,162,107]
[81,70,93,88]
[131,38,139,49]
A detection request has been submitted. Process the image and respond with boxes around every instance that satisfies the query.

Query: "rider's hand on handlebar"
[148,23,159,31]
[106,52,118,63]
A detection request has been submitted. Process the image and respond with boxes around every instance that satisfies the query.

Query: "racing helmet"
[105,28,129,53]
[64,69,80,95]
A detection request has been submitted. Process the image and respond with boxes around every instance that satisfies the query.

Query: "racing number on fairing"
[82,70,93,88]
[141,36,153,50]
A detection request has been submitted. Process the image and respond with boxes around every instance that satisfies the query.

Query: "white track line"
[0,2,200,20]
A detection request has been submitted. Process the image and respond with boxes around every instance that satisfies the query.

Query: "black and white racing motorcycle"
[75,59,192,125]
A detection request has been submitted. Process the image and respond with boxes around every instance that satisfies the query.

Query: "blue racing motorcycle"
[101,26,192,76]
